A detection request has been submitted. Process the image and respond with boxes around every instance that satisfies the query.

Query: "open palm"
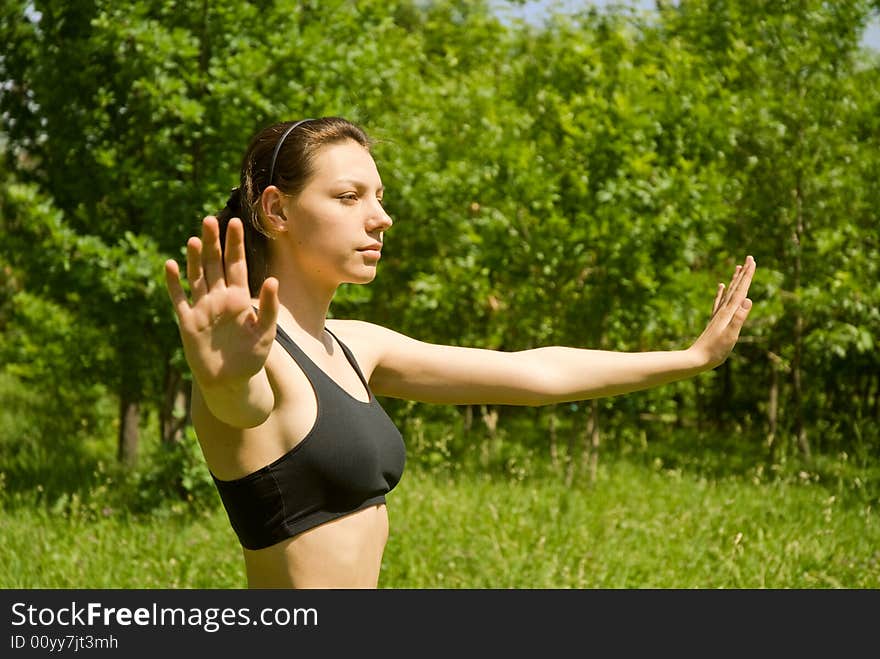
[164,216,279,387]
[690,255,756,369]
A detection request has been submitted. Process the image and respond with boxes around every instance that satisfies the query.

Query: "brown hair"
[216,116,372,296]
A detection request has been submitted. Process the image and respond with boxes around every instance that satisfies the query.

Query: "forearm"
[194,369,275,428]
[521,346,707,405]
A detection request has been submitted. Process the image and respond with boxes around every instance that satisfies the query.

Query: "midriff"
[241,503,389,588]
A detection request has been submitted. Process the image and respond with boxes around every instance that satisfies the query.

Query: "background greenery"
[1,0,878,588]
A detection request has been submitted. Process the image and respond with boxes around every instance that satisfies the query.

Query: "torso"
[191,317,392,589]
[242,502,389,588]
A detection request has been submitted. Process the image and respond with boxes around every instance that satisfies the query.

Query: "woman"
[163,116,756,589]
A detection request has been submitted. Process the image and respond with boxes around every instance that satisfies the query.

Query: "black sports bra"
[210,324,406,550]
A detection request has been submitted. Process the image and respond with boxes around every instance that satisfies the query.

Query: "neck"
[265,255,338,342]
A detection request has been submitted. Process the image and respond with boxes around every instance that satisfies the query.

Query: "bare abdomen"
[241,504,389,589]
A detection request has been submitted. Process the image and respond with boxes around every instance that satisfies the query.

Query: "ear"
[260,185,289,234]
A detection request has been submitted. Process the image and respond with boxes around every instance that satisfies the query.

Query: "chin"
[345,268,378,285]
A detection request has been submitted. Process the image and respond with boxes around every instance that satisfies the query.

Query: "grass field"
[1,458,877,588]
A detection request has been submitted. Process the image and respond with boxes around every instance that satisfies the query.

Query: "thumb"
[256,277,280,335]
[730,297,753,330]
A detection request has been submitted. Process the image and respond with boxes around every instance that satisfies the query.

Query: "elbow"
[194,378,275,429]
[514,357,563,407]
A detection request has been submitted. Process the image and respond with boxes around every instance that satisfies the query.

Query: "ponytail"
[223,186,242,216]
[216,185,269,298]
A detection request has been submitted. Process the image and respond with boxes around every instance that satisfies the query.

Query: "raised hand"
[689,255,756,369]
[164,216,280,388]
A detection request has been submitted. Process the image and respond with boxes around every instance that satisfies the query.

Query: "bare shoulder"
[325,317,390,340]
[327,317,421,342]
[324,318,401,365]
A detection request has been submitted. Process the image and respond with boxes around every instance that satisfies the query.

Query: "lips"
[357,242,382,252]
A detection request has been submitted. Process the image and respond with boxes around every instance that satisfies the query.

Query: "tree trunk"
[713,361,732,431]
[792,174,811,460]
[480,404,499,467]
[767,356,779,452]
[191,0,210,185]
[673,391,684,429]
[694,378,704,435]
[117,395,140,467]
[160,364,190,444]
[873,374,880,421]
[586,399,600,484]
[548,404,559,470]
[568,399,599,486]
[480,404,499,437]
[464,404,473,434]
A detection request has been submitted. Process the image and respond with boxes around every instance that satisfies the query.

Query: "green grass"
[383,461,880,588]
[0,503,246,588]
[1,459,877,588]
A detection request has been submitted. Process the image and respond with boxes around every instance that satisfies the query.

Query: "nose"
[368,199,393,233]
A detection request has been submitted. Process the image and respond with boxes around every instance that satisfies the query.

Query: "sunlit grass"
[381,460,879,588]
[1,459,876,589]
[0,503,246,588]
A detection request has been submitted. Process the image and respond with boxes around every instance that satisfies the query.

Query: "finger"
[256,277,280,336]
[717,257,755,329]
[719,264,742,308]
[712,283,725,316]
[729,297,753,335]
[724,256,755,309]
[164,259,191,322]
[200,216,226,291]
[186,237,208,302]
[224,218,249,290]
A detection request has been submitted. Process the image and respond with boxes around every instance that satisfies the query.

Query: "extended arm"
[368,256,755,406]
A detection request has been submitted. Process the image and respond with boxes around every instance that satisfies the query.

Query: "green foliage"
[123,427,220,514]
[0,287,116,502]
[0,0,878,507]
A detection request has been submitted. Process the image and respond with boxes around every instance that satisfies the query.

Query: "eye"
[338,193,358,203]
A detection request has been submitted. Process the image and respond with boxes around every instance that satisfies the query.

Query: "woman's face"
[280,139,392,286]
